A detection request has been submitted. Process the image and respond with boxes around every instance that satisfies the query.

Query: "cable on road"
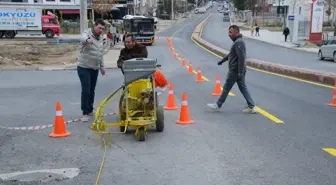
[95,138,108,185]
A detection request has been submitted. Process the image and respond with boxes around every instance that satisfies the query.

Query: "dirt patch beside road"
[0,41,78,70]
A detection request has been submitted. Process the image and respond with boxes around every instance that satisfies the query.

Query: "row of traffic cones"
[166,37,194,124]
[164,84,194,124]
[167,37,222,96]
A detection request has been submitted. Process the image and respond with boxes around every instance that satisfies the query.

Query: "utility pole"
[80,0,88,34]
[171,0,174,20]
[140,0,143,15]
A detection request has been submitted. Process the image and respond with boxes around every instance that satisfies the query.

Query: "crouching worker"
[117,34,148,74]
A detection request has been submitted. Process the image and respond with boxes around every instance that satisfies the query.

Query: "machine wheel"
[137,127,146,141]
[0,31,4,39]
[156,105,164,132]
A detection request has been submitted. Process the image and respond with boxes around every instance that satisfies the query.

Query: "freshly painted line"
[255,107,284,124]
[190,16,284,124]
[322,148,336,157]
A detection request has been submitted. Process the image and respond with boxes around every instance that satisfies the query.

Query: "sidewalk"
[103,42,123,69]
[239,29,319,53]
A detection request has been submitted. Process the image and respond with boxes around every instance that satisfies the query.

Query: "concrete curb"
[192,16,336,86]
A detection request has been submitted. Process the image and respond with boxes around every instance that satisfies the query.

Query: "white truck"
[0,6,61,39]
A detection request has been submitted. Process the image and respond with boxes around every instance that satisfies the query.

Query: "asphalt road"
[203,11,336,74]
[0,11,336,185]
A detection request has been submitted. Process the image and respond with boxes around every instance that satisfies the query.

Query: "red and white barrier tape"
[0,88,168,131]
[0,112,117,131]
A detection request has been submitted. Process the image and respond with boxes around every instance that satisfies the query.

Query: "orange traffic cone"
[176,92,194,124]
[195,67,204,82]
[170,46,174,52]
[181,56,186,66]
[188,61,193,74]
[212,75,222,96]
[164,84,179,110]
[49,101,71,138]
[173,52,177,59]
[329,81,336,107]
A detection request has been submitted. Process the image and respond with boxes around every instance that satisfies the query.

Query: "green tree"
[232,0,245,10]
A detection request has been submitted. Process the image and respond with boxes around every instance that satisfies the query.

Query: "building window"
[60,0,71,2]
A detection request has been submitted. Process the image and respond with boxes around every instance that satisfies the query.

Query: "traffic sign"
[288,15,295,20]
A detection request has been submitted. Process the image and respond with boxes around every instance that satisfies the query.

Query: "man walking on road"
[207,25,257,114]
[77,19,106,122]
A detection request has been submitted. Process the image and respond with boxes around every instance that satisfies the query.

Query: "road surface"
[203,11,336,74]
[0,12,335,185]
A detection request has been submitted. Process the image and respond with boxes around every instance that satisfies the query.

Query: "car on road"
[318,39,336,62]
[198,8,206,14]
[223,11,230,22]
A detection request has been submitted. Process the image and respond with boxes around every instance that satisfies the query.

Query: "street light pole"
[171,0,174,20]
[80,0,88,33]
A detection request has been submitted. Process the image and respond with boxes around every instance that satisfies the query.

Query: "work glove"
[217,61,224,65]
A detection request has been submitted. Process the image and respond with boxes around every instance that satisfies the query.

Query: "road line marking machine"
[91,58,168,145]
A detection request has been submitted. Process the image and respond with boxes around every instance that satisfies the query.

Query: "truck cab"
[41,14,61,38]
[123,16,155,45]
[0,8,61,39]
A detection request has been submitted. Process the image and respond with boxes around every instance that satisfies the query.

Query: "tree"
[324,0,336,35]
[92,0,115,19]
[232,0,245,10]
[232,0,257,10]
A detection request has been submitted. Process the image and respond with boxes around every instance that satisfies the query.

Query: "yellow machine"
[91,58,164,142]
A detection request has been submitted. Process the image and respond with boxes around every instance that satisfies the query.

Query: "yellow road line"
[189,19,284,124]
[255,107,284,124]
[322,148,336,157]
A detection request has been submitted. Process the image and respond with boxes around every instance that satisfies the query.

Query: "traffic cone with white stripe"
[329,81,336,107]
[164,84,179,110]
[173,52,177,59]
[212,75,222,96]
[196,67,204,82]
[170,46,174,52]
[49,101,71,138]
[181,56,186,66]
[176,92,194,125]
[188,61,193,74]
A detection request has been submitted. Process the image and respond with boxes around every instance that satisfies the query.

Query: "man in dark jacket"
[283,27,290,42]
[117,34,148,74]
[207,25,256,114]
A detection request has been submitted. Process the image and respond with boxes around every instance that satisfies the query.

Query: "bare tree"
[92,0,116,19]
[324,0,336,35]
